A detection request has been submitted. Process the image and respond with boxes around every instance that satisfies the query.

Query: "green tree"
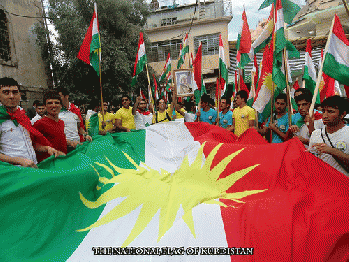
[37,0,153,105]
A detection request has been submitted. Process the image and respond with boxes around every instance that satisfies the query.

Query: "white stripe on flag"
[327,33,349,66]
[67,122,229,262]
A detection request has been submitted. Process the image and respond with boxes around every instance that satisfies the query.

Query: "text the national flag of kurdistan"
[131,32,147,87]
[77,3,101,76]
[323,14,349,85]
[1,122,349,261]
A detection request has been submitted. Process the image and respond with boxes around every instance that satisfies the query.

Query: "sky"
[154,0,306,40]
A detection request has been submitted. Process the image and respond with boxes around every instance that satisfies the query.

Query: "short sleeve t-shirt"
[266,113,289,143]
[291,114,324,148]
[233,106,256,136]
[309,126,349,177]
[153,108,172,124]
[115,107,135,130]
[98,112,115,132]
[59,110,80,142]
[34,117,67,154]
[219,110,233,128]
[0,120,37,164]
[194,108,217,124]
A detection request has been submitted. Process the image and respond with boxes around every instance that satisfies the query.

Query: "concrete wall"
[146,17,231,77]
[0,0,51,109]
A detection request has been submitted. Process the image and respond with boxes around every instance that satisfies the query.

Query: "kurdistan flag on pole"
[159,53,172,82]
[177,33,189,69]
[2,122,349,261]
[303,39,320,104]
[259,0,302,24]
[219,34,228,97]
[131,32,147,87]
[77,3,101,76]
[323,14,349,85]
[250,5,274,56]
[236,10,252,69]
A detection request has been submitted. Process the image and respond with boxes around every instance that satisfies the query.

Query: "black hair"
[200,94,211,103]
[275,93,287,103]
[120,94,131,101]
[221,96,231,106]
[43,90,62,105]
[295,93,312,104]
[236,90,248,102]
[33,100,40,106]
[321,95,349,116]
[0,77,19,89]
[156,98,166,106]
[36,102,45,107]
[55,87,69,96]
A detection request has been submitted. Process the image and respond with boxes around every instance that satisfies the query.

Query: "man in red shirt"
[34,91,67,161]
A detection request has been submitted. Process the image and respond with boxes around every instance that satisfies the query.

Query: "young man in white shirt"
[132,96,153,130]
[309,96,349,176]
[30,102,46,124]
[57,88,92,152]
[0,78,60,167]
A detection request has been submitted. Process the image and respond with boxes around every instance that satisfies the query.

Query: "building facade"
[0,0,52,110]
[145,0,232,97]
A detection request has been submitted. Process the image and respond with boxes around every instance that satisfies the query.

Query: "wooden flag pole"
[217,68,221,127]
[145,63,156,113]
[251,70,258,127]
[283,49,293,127]
[309,16,335,116]
[98,48,105,125]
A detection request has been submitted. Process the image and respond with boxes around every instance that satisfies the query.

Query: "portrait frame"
[173,69,195,97]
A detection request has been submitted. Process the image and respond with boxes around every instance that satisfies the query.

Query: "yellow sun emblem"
[78,143,266,247]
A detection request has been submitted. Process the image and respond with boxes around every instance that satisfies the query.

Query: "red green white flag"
[177,33,189,69]
[159,53,171,82]
[236,10,252,69]
[219,34,228,97]
[322,14,349,85]
[77,3,101,76]
[259,0,302,25]
[153,74,159,100]
[303,39,320,104]
[131,32,147,87]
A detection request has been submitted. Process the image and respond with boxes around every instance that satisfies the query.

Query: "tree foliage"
[37,0,153,105]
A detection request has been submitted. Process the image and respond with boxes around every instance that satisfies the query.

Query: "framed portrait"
[173,69,195,97]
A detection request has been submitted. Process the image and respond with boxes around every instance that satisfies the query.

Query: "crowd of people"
[0,76,348,177]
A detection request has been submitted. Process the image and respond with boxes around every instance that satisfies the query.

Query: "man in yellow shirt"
[232,90,256,136]
[115,95,135,132]
[153,99,174,124]
[99,102,115,134]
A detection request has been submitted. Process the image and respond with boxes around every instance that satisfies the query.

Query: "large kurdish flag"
[1,122,349,261]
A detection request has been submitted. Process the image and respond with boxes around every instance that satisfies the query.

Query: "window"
[161,17,177,26]
[0,10,10,61]
[148,39,182,62]
[194,33,220,56]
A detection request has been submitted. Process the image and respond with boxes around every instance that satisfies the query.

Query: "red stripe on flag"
[184,122,349,262]
[333,14,349,46]
[77,12,96,64]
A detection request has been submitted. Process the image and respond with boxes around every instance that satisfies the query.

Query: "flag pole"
[98,43,105,125]
[309,16,336,116]
[145,63,156,113]
[283,49,292,127]
[217,69,221,127]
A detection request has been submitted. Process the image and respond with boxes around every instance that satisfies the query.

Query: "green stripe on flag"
[1,131,146,261]
[323,52,349,85]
